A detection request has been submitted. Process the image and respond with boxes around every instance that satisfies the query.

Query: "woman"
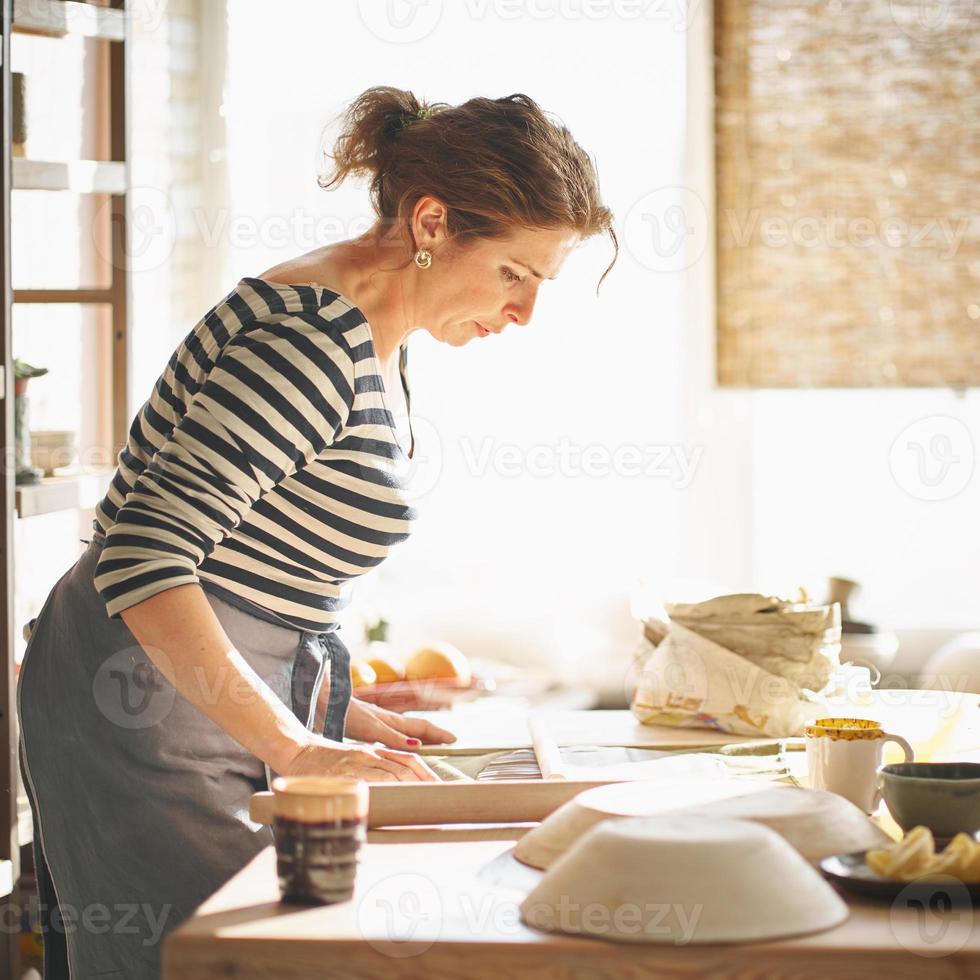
[17,86,617,979]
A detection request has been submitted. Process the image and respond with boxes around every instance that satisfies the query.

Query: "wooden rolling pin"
[528,714,565,780]
[250,779,620,828]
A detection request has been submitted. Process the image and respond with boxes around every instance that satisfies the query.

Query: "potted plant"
[14,358,48,485]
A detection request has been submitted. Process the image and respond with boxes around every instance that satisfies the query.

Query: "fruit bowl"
[353,674,495,712]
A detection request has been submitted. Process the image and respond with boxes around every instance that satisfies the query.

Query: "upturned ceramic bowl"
[519,814,849,945]
[514,782,889,870]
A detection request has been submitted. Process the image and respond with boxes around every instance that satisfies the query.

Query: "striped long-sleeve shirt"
[94,277,417,633]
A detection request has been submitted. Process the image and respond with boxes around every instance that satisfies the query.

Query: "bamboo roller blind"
[714,0,980,387]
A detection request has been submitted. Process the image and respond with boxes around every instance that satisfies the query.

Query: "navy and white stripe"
[94,277,416,633]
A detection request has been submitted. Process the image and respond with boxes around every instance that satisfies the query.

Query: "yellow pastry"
[867,826,980,883]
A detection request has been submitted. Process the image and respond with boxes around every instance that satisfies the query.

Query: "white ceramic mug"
[804,717,914,813]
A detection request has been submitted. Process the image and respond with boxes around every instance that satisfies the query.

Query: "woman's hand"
[344,697,457,751]
[278,733,438,782]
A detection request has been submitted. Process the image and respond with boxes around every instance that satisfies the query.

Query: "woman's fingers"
[370,717,429,751]
[361,766,399,782]
[414,719,456,744]
[397,715,457,745]
[372,705,457,745]
[355,748,426,782]
[376,747,439,782]
[280,738,434,782]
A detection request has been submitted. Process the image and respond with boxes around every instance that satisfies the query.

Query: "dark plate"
[821,850,980,906]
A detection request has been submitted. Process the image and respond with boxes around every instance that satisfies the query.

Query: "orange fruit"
[405,641,472,684]
[365,642,406,684]
[350,660,377,689]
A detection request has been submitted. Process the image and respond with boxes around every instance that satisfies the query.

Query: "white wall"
[221,1,690,687]
[215,1,973,686]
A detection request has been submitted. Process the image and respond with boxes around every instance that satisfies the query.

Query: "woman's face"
[419,224,581,347]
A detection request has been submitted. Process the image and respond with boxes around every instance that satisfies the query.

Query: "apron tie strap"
[290,631,353,742]
[321,633,352,742]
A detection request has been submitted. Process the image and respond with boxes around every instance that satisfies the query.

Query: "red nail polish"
[407,738,421,746]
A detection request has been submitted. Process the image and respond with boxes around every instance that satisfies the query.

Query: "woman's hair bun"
[318,85,618,291]
[319,87,441,190]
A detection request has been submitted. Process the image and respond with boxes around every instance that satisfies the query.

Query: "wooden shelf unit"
[14,468,112,517]
[13,157,126,192]
[12,0,124,41]
[1,1,132,973]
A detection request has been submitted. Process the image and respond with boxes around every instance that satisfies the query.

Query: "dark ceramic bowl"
[879,762,980,838]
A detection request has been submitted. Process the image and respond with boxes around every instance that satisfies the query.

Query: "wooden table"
[164,833,980,979]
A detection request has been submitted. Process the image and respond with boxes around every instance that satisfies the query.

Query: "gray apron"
[17,527,352,980]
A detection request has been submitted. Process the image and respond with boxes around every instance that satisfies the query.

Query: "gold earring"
[414,248,432,269]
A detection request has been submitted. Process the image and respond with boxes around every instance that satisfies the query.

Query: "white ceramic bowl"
[29,429,77,475]
[519,814,849,945]
[672,785,891,861]
[514,776,772,870]
[515,781,889,870]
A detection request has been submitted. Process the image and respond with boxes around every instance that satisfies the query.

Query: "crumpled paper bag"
[631,621,815,738]
[665,593,841,692]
